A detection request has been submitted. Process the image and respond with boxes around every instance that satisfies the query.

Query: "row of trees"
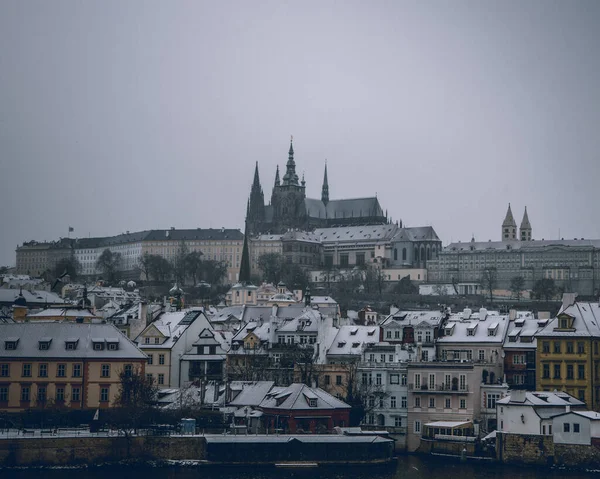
[480,267,566,303]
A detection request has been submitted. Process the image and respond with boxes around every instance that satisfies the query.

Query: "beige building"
[249,234,283,277]
[15,239,73,277]
[0,322,147,412]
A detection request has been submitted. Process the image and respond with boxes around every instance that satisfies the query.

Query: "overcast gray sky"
[1,1,600,267]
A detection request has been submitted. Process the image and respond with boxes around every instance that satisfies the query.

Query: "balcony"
[408,383,469,393]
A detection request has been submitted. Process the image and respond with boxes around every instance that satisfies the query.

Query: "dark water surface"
[2,456,599,479]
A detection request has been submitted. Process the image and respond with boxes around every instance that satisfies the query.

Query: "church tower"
[246,161,265,235]
[502,204,517,241]
[520,206,532,241]
[270,138,307,232]
[321,161,329,206]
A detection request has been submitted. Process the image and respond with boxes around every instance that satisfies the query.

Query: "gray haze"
[1,1,600,267]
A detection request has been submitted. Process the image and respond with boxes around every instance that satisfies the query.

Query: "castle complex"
[245,139,387,236]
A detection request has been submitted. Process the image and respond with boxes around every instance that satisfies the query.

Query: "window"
[309,398,317,407]
[429,397,435,408]
[542,342,550,353]
[391,396,397,408]
[415,397,421,408]
[564,423,570,433]
[445,398,451,409]
[159,354,165,365]
[101,364,110,378]
[0,387,8,402]
[459,374,466,391]
[414,420,421,433]
[100,387,109,402]
[39,341,50,351]
[21,386,30,402]
[71,387,81,402]
[57,364,66,377]
[574,423,580,433]
[401,396,407,408]
[66,341,77,350]
[395,331,400,339]
[487,393,500,409]
[578,342,585,354]
[146,374,153,382]
[479,350,485,362]
[73,364,82,377]
[390,374,399,384]
[401,374,407,386]
[154,338,160,344]
[0,364,8,377]
[5,341,17,350]
[38,363,48,377]
[395,417,402,427]
[428,374,435,390]
[325,375,331,385]
[340,254,349,267]
[579,389,585,401]
[567,365,574,379]
[554,364,561,379]
[566,342,574,354]
[386,331,392,339]
[376,373,382,385]
[37,386,46,403]
[460,398,467,409]
[414,374,421,389]
[336,375,342,385]
[158,373,164,385]
[144,337,150,344]
[543,364,550,379]
[22,364,31,377]
[554,342,561,354]
[147,354,153,365]
[361,373,368,385]
[124,364,132,377]
[93,342,104,351]
[578,365,585,380]
[56,387,65,402]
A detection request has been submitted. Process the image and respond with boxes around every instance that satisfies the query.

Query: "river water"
[2,456,598,479]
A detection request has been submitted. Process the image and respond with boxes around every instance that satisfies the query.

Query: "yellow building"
[536,298,600,410]
[0,323,147,412]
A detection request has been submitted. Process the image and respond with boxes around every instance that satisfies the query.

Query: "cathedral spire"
[502,203,517,241]
[282,136,299,186]
[274,165,280,187]
[520,206,532,241]
[247,162,265,234]
[321,160,329,205]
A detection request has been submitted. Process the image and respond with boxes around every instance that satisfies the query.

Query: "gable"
[142,324,165,338]
[199,328,215,339]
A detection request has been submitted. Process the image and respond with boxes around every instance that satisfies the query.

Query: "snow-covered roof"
[276,309,321,334]
[0,289,65,306]
[229,381,275,407]
[537,302,600,338]
[504,312,542,349]
[314,225,397,243]
[381,310,446,327]
[0,322,146,360]
[327,325,379,356]
[425,421,471,428]
[438,314,509,344]
[135,309,205,349]
[27,308,98,318]
[497,391,585,407]
[259,383,350,411]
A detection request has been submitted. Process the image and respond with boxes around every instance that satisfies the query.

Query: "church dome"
[13,290,27,307]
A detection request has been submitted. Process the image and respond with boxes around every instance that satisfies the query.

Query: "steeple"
[321,161,329,205]
[520,206,532,241]
[239,228,251,283]
[247,161,265,234]
[502,203,517,241]
[282,137,299,186]
[274,165,280,187]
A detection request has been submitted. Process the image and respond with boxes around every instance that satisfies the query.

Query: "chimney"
[139,301,148,326]
[561,292,578,312]
[566,405,571,413]
[511,390,526,403]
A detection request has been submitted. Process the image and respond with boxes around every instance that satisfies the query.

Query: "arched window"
[415,247,419,262]
[420,246,425,263]
[402,248,407,261]
[427,247,431,260]
[394,248,398,261]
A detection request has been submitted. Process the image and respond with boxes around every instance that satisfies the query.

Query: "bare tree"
[480,267,498,304]
[509,276,525,301]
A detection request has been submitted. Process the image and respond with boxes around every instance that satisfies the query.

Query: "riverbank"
[0,433,394,468]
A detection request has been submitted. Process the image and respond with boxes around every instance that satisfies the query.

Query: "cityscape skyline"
[2,1,600,266]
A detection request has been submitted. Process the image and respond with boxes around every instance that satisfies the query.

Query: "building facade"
[15,239,73,277]
[0,323,147,411]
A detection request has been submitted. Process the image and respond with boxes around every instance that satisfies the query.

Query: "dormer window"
[488,323,498,337]
[4,338,19,350]
[65,339,78,350]
[154,337,160,344]
[39,340,52,350]
[350,328,358,336]
[368,329,376,336]
[144,337,150,344]
[338,341,346,348]
[308,398,317,407]
[92,339,105,351]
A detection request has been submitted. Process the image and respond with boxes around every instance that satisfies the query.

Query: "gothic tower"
[321,161,329,206]
[246,161,265,235]
[502,204,517,241]
[520,206,532,241]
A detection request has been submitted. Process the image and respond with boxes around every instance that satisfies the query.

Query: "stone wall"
[555,440,600,469]
[0,436,206,468]
[497,433,555,466]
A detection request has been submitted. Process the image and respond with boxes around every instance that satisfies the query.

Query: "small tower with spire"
[502,204,517,241]
[246,161,265,235]
[520,207,532,241]
[321,161,329,206]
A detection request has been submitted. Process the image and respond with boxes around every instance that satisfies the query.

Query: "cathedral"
[245,140,388,235]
